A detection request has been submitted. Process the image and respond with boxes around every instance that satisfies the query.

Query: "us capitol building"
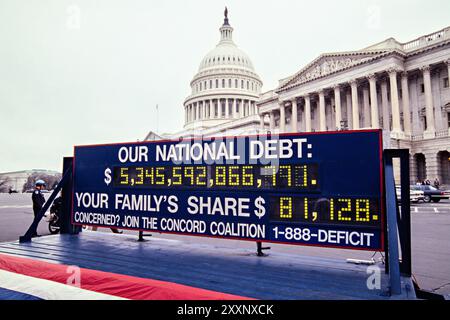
[145,9,450,185]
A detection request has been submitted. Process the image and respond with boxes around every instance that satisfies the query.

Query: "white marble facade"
[145,10,450,184]
[258,27,450,184]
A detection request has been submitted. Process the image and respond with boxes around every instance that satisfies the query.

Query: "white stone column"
[192,102,196,120]
[188,105,191,123]
[362,85,370,128]
[201,103,204,120]
[218,99,222,119]
[291,98,298,132]
[210,99,214,119]
[269,111,275,131]
[421,65,436,137]
[239,100,244,117]
[304,94,312,132]
[367,74,380,129]
[381,79,390,131]
[202,102,205,119]
[259,113,265,129]
[401,72,411,135]
[233,99,238,118]
[446,60,450,98]
[349,80,359,129]
[345,89,352,129]
[279,102,286,132]
[333,85,342,130]
[443,60,450,133]
[447,59,450,81]
[329,96,335,130]
[388,68,402,136]
[193,102,196,121]
[318,90,326,131]
[225,98,229,118]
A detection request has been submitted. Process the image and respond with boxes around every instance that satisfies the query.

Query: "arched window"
[210,79,212,89]
[228,79,231,88]
[199,82,202,91]
[247,81,249,89]
[216,79,219,88]
[222,79,225,88]
[235,79,238,88]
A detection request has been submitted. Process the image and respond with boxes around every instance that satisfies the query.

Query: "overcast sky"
[0,0,449,173]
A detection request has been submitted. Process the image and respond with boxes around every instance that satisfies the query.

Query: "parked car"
[410,185,450,203]
[395,186,424,203]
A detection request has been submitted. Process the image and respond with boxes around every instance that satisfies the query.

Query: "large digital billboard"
[72,130,384,250]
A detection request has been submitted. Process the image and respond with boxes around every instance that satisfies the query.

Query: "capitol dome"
[183,8,263,130]
[198,42,255,73]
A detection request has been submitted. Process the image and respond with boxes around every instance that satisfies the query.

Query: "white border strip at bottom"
[0,269,127,300]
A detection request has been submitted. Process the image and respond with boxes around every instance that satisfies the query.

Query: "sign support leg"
[138,231,152,242]
[256,241,270,256]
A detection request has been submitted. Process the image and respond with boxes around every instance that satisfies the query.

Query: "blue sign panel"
[72,130,384,250]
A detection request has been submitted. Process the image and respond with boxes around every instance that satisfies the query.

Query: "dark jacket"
[32,189,46,215]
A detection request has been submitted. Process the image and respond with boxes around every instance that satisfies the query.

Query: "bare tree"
[0,176,11,193]
[22,173,62,192]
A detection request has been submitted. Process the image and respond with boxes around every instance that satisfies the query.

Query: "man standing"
[434,177,440,189]
[31,180,46,237]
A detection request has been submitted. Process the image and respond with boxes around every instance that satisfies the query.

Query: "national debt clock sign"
[72,130,384,250]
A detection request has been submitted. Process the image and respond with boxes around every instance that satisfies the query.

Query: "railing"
[401,27,449,51]
[402,39,421,51]
[436,129,450,138]
[401,130,448,141]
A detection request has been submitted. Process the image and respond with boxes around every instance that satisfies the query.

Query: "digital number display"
[113,164,319,191]
[269,196,380,227]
